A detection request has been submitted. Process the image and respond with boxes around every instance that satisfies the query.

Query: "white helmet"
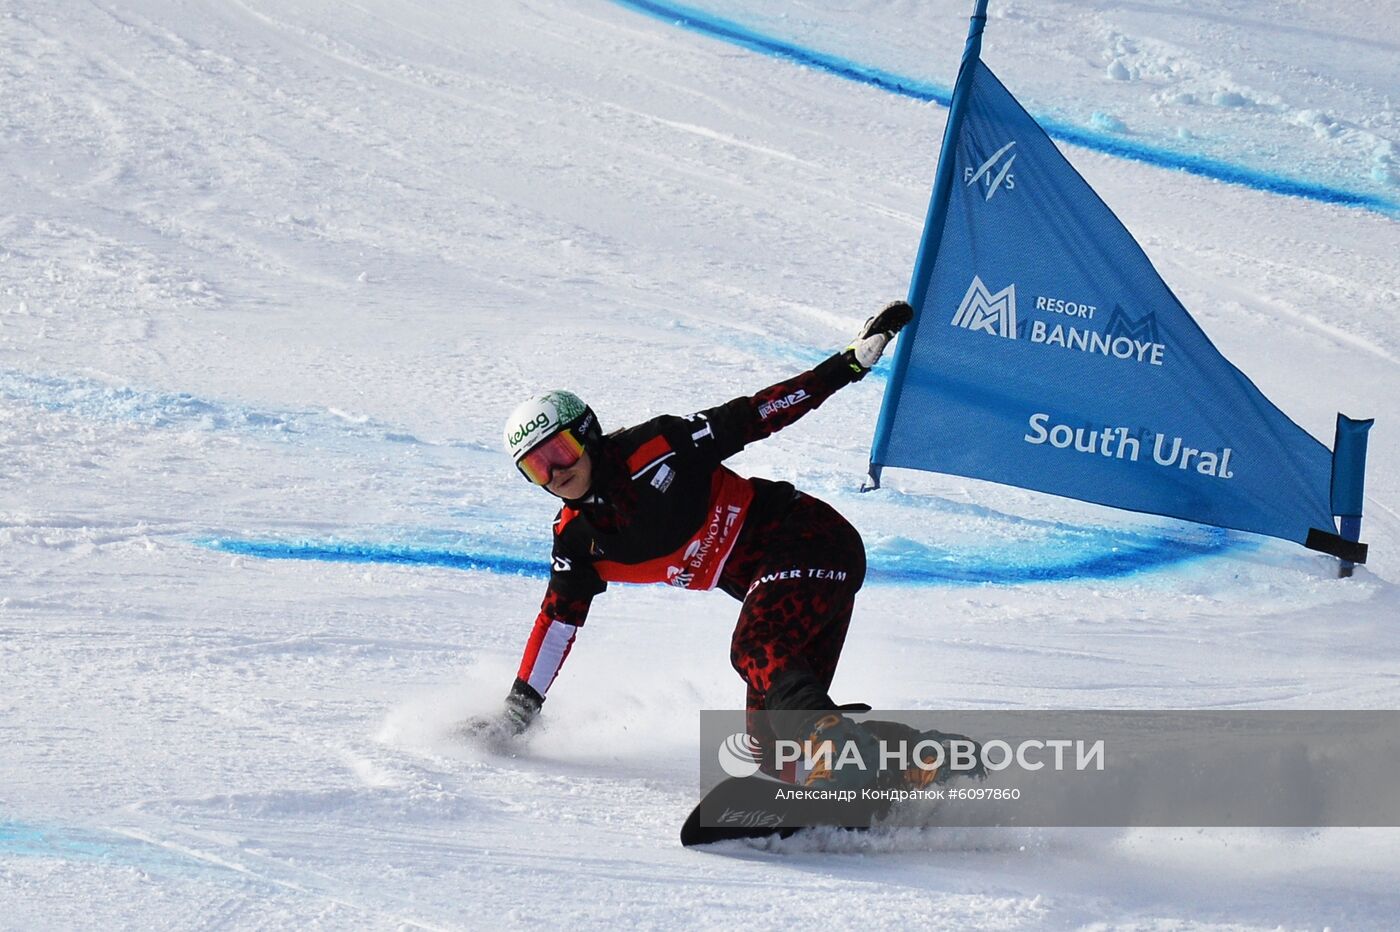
[503,390,599,464]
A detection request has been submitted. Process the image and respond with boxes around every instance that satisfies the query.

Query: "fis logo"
[965,141,1017,200]
[952,276,1018,339]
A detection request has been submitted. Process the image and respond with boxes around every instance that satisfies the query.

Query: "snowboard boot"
[797,711,881,790]
[763,668,880,790]
[863,719,985,790]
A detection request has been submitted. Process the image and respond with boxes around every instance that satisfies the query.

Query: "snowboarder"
[471,302,965,789]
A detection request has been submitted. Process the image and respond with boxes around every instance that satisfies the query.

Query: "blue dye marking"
[0,370,471,448]
[0,821,127,863]
[612,0,952,105]
[608,0,1398,214]
[0,820,195,873]
[0,370,299,434]
[199,527,1238,586]
[199,538,549,580]
[0,821,58,857]
[869,525,1238,585]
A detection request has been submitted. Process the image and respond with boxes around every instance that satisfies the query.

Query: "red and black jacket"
[515,351,864,699]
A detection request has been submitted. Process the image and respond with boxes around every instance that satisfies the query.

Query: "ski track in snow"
[3,0,1399,928]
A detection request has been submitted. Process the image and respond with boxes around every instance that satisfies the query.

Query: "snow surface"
[2,0,1399,928]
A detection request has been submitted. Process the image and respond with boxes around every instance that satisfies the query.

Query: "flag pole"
[865,0,991,491]
[1332,414,1373,578]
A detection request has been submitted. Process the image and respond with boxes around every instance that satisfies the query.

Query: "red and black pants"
[720,492,867,750]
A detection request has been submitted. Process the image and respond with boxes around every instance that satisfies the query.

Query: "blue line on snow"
[198,529,1238,586]
[202,537,547,579]
[0,820,197,873]
[613,0,953,106]
[608,0,1398,214]
[0,823,114,862]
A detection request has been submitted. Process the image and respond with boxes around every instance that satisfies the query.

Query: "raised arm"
[685,301,913,461]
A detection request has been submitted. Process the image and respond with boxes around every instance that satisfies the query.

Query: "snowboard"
[679,773,886,847]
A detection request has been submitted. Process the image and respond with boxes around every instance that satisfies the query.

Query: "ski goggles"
[516,428,586,486]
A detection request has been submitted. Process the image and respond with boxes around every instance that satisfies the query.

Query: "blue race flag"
[871,57,1345,551]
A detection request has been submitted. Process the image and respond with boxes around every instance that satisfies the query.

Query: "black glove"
[502,678,544,733]
[458,679,543,742]
[845,300,915,373]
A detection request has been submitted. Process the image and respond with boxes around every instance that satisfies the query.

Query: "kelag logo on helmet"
[504,390,601,485]
[868,2,1370,568]
[508,412,551,451]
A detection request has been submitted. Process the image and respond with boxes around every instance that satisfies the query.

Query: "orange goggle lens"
[517,429,585,486]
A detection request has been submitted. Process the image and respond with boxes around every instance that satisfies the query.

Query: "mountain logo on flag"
[1106,304,1163,346]
[951,275,1018,339]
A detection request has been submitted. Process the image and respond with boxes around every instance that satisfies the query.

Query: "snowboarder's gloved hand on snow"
[498,678,543,733]
[502,679,544,732]
[845,300,914,374]
[460,679,543,742]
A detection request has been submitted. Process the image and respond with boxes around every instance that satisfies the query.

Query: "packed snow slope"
[3,0,1399,928]
[616,0,1400,212]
